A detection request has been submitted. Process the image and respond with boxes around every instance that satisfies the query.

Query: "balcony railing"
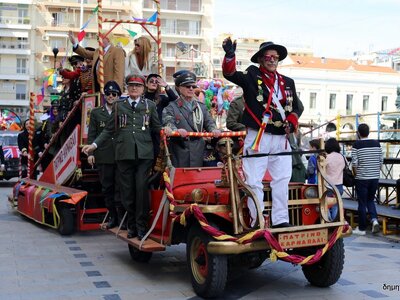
[0,16,30,25]
[0,41,30,50]
[147,26,201,37]
[0,67,29,75]
[38,0,133,6]
[0,91,28,101]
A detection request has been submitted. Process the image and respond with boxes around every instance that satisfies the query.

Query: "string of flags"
[78,5,98,42]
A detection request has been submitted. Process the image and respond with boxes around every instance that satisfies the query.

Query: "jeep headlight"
[191,188,205,203]
[304,186,318,199]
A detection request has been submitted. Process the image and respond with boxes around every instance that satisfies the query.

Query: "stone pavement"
[1,180,400,300]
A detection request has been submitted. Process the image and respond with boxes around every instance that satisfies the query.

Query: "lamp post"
[52,47,59,70]
[175,41,209,77]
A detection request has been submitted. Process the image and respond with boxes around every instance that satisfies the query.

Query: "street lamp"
[175,41,209,78]
[52,47,59,70]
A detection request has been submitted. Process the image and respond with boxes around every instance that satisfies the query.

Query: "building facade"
[142,0,214,82]
[0,0,32,119]
[0,0,215,117]
[279,56,400,128]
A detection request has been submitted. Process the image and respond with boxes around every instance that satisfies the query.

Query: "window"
[16,58,27,74]
[51,13,64,26]
[189,20,200,35]
[381,96,388,111]
[190,0,201,11]
[177,0,190,11]
[363,95,369,111]
[165,66,175,82]
[161,19,176,35]
[346,94,353,115]
[16,83,27,100]
[309,92,316,109]
[167,0,176,10]
[18,7,28,24]
[177,20,189,35]
[162,43,176,58]
[143,0,154,8]
[17,37,28,49]
[329,93,336,110]
[158,0,201,11]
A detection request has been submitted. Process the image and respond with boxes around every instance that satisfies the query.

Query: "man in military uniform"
[83,74,161,240]
[87,80,122,229]
[163,71,219,167]
[222,38,304,228]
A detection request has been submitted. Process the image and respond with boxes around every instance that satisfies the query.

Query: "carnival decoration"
[195,78,237,129]
[0,109,22,130]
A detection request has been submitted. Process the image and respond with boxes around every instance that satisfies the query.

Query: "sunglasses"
[148,79,158,84]
[182,85,197,89]
[105,92,118,97]
[135,43,140,47]
[264,54,280,61]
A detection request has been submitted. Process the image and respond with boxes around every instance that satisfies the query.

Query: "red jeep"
[107,131,351,299]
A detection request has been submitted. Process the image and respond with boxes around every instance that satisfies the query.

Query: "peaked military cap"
[104,80,122,95]
[125,74,145,85]
[174,70,197,87]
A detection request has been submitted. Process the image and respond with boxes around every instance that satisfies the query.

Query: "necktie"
[131,101,136,110]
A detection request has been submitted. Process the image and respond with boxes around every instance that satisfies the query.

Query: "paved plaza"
[1,180,400,300]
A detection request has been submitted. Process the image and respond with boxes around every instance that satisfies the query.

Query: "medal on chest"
[257,79,263,102]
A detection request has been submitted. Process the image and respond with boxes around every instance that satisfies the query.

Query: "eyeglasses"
[105,92,118,97]
[264,54,280,61]
[182,85,197,89]
[148,79,158,84]
[135,44,140,47]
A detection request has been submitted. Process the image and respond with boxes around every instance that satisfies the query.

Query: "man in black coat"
[17,120,29,178]
[222,38,304,228]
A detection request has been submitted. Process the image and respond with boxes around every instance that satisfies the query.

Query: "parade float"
[9,1,352,298]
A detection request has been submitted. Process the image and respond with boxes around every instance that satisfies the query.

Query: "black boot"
[106,207,118,229]
[127,214,137,239]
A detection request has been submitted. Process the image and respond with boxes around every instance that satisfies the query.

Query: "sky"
[213,0,400,58]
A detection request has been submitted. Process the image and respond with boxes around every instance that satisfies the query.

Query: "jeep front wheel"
[187,224,227,298]
[302,238,345,287]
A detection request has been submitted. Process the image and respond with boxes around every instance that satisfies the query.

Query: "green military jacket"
[94,97,161,161]
[88,106,114,164]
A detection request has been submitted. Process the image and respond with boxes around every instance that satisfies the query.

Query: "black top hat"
[250,41,288,63]
[174,71,197,87]
[68,55,84,65]
[104,80,122,95]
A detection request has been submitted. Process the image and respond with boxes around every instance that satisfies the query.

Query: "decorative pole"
[27,92,35,178]
[155,0,162,75]
[97,0,105,95]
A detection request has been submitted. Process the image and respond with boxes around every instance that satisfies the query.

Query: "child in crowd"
[306,139,320,184]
